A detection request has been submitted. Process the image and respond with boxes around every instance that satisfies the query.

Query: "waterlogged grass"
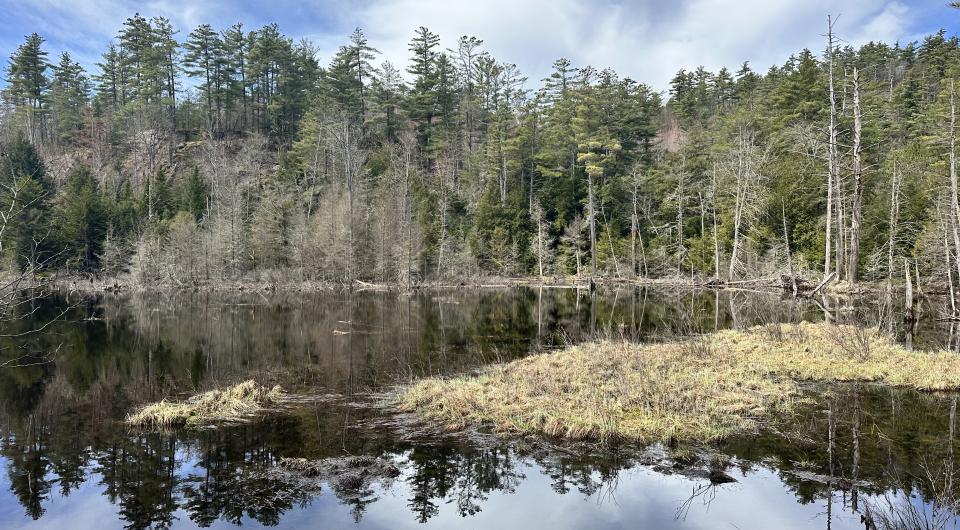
[399,322,960,443]
[126,380,284,429]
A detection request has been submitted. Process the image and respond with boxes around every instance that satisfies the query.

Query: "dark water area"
[0,287,959,529]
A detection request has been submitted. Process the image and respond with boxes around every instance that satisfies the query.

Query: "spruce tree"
[180,167,209,221]
[5,33,50,139]
[183,24,222,133]
[50,52,90,145]
[0,136,52,270]
[93,44,130,110]
[54,165,106,271]
[348,28,379,123]
[406,26,440,152]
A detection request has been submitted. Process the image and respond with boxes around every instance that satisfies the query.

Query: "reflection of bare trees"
[866,460,960,530]
[13,286,955,409]
[864,391,960,529]
[0,386,638,527]
[721,384,960,529]
[675,482,719,522]
[3,382,960,527]
[5,288,960,527]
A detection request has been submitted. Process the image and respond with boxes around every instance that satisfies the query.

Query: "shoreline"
[45,273,917,297]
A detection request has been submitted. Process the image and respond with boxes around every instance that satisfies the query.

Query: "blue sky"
[0,0,958,92]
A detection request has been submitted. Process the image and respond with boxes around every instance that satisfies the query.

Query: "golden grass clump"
[398,322,960,444]
[126,380,283,429]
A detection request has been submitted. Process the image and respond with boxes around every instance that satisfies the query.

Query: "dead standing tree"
[629,163,648,280]
[530,198,549,278]
[435,155,454,281]
[710,162,722,282]
[322,111,367,285]
[939,201,957,314]
[200,134,266,280]
[393,131,418,288]
[886,158,902,287]
[724,126,768,281]
[949,81,960,302]
[848,67,865,284]
[825,15,840,280]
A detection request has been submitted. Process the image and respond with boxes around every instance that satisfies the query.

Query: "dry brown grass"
[126,380,284,429]
[399,322,960,443]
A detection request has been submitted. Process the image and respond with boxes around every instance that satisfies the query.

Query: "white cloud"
[344,0,926,90]
[2,0,225,67]
[0,0,946,92]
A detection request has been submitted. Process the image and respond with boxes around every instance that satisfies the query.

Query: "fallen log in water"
[724,276,779,286]
[355,279,391,291]
[780,275,811,295]
[809,272,837,297]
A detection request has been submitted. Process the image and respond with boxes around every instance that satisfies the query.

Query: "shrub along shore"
[398,322,960,443]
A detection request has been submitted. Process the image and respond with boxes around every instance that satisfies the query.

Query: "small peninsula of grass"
[399,322,960,443]
[126,380,283,429]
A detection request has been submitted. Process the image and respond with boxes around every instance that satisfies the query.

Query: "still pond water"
[0,287,959,529]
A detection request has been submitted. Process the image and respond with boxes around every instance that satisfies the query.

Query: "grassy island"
[399,322,960,443]
[126,380,284,429]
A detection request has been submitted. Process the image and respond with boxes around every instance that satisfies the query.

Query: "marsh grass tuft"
[679,334,715,358]
[829,321,876,361]
[126,380,284,429]
[399,322,960,444]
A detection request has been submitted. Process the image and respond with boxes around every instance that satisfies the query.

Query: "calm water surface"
[0,287,958,529]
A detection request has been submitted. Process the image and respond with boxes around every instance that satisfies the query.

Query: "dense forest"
[2,12,960,290]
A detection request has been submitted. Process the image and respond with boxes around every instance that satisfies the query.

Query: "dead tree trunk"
[949,81,960,300]
[436,162,449,282]
[887,159,901,286]
[631,168,640,279]
[712,162,721,281]
[588,171,597,281]
[532,199,546,278]
[835,142,846,280]
[630,210,637,280]
[942,204,957,314]
[729,128,749,281]
[400,136,415,289]
[904,257,914,321]
[537,216,544,278]
[825,15,838,280]
[344,120,355,284]
[676,156,686,276]
[848,68,864,284]
[782,200,797,296]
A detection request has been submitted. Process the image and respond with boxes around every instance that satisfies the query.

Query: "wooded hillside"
[2,13,959,290]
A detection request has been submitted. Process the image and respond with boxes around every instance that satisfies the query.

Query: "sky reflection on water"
[0,287,957,529]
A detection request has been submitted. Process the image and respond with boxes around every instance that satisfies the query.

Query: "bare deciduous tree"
[825,15,839,279]
[724,126,767,280]
[848,67,865,284]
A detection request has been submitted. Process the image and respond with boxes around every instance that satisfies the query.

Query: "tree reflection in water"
[0,288,958,528]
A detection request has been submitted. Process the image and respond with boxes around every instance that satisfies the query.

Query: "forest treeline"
[3,12,960,289]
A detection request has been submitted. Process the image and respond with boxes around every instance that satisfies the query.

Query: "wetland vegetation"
[399,322,960,443]
[5,2,960,528]
[0,287,955,529]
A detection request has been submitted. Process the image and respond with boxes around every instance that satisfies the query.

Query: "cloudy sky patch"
[0,0,955,91]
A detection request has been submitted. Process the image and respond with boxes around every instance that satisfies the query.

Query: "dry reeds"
[399,322,960,443]
[126,380,283,429]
